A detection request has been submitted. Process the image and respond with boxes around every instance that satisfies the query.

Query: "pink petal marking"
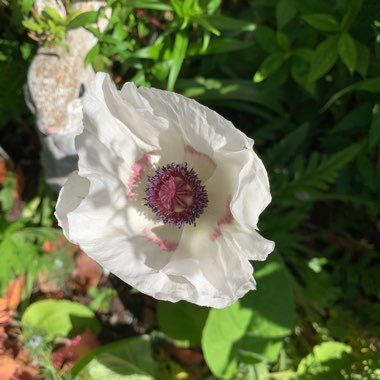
[211,196,234,241]
[143,227,179,252]
[185,145,217,169]
[127,152,153,198]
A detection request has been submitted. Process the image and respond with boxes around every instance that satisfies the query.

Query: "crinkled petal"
[231,151,271,228]
[78,75,156,186]
[221,224,275,261]
[136,86,253,158]
[55,171,90,241]
[161,224,256,308]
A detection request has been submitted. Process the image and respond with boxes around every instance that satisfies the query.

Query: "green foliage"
[202,256,295,378]
[72,336,159,379]
[21,299,101,340]
[157,301,209,347]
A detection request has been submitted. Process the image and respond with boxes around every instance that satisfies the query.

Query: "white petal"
[136,86,253,158]
[79,75,155,185]
[55,171,90,241]
[231,150,272,228]
[183,145,216,182]
[222,225,275,261]
[161,224,256,308]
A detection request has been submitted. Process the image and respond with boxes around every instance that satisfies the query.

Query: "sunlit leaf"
[202,255,295,379]
[22,300,101,340]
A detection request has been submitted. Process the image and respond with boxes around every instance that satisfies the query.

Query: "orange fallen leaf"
[0,355,37,380]
[0,276,25,327]
[6,276,25,311]
[0,157,7,184]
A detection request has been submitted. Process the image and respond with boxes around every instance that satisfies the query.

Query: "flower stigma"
[145,163,208,228]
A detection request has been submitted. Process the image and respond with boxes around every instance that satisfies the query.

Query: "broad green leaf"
[66,11,99,30]
[302,13,341,32]
[72,336,159,379]
[202,255,295,379]
[22,300,101,340]
[338,32,357,74]
[369,104,380,149]
[276,0,297,28]
[341,0,363,31]
[167,31,188,91]
[309,36,339,81]
[297,342,352,378]
[157,301,209,347]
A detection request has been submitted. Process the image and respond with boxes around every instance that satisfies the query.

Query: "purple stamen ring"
[145,163,208,228]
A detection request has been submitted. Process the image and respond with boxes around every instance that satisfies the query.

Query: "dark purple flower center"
[145,163,208,228]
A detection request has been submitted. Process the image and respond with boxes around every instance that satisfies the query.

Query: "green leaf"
[188,38,253,56]
[21,0,34,14]
[202,255,295,379]
[267,123,309,165]
[322,77,380,111]
[253,52,288,83]
[369,104,380,149]
[281,142,364,200]
[297,342,352,378]
[302,13,341,32]
[277,31,291,51]
[203,15,256,31]
[309,36,339,81]
[197,16,220,36]
[22,19,43,32]
[157,301,209,347]
[254,26,278,53]
[338,32,357,74]
[167,31,188,91]
[129,0,173,11]
[85,43,100,66]
[355,40,370,77]
[176,78,284,113]
[22,300,101,340]
[66,11,99,30]
[341,0,363,31]
[42,6,64,23]
[72,336,159,379]
[276,0,297,28]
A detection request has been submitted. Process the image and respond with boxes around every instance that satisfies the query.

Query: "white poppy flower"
[55,72,275,308]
